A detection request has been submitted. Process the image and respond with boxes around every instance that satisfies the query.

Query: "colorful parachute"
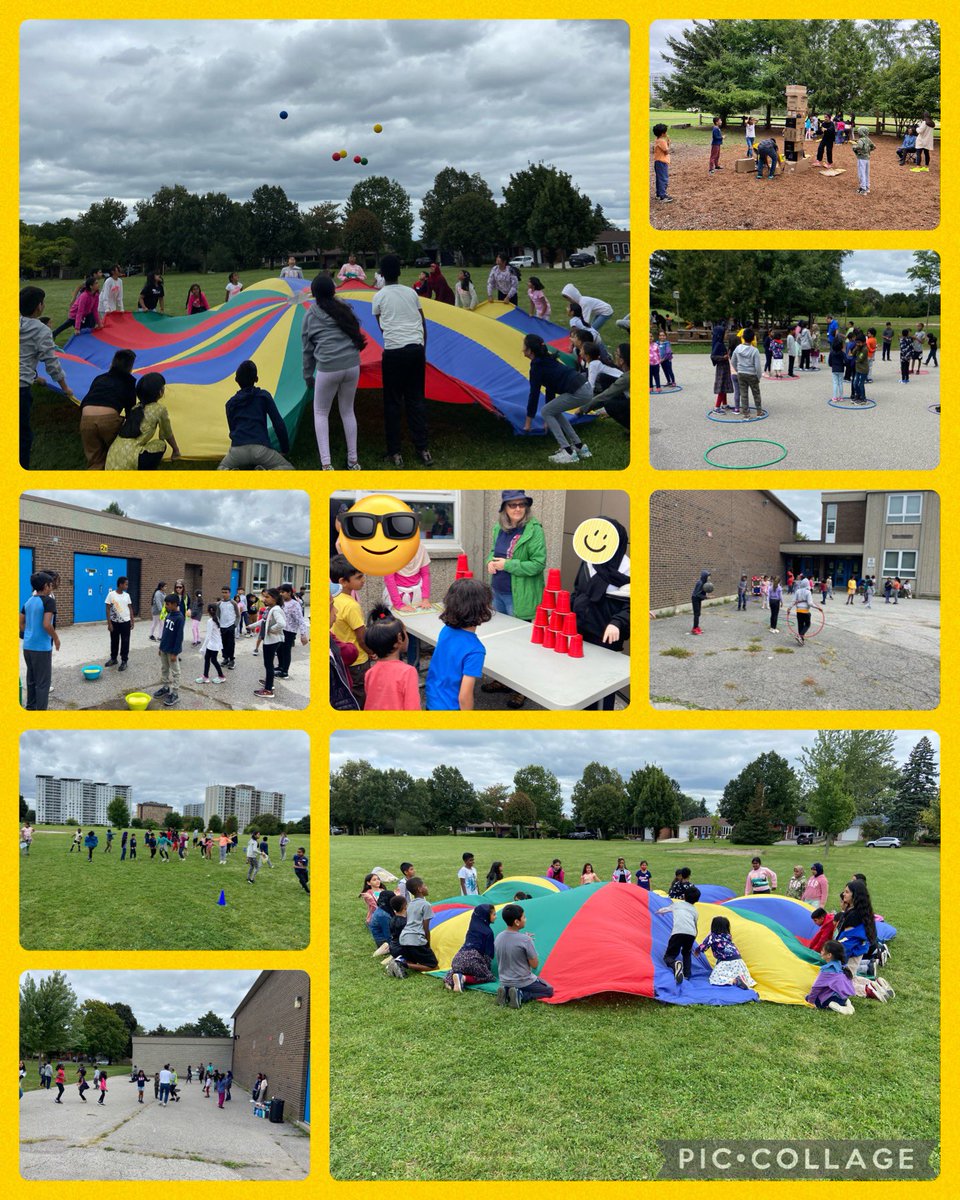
[722,894,898,944]
[41,279,581,459]
[428,878,824,1006]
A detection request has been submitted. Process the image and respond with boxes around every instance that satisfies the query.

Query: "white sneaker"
[575,443,592,459]
[195,677,210,684]
[827,999,855,1015]
[212,676,226,684]
[548,448,578,464]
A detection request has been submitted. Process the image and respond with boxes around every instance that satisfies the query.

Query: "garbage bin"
[269,1097,285,1123]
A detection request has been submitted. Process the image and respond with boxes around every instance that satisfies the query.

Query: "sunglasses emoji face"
[339,495,421,575]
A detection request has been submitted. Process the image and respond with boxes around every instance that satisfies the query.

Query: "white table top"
[396,608,629,710]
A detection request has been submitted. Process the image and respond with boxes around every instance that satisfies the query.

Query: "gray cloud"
[23,490,309,557]
[21,730,311,819]
[21,21,630,230]
[843,250,934,294]
[331,728,935,812]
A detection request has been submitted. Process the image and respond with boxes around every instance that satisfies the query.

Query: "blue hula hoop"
[650,384,683,394]
[706,407,769,423]
[827,397,877,411]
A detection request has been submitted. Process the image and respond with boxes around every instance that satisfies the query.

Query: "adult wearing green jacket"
[484,489,547,708]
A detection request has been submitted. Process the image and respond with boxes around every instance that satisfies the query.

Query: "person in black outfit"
[78,348,137,469]
[816,116,836,164]
[690,569,711,634]
[571,517,631,710]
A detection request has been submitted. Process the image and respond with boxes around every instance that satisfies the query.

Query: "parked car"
[413,256,432,267]
[866,836,901,848]
[796,833,815,845]
[329,826,345,836]
[566,830,597,839]
[568,252,596,267]
[509,255,534,268]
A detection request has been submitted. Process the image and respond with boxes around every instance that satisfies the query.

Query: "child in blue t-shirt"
[635,860,652,890]
[424,578,493,711]
[293,848,310,893]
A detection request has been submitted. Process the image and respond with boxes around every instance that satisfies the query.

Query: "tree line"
[655,19,939,133]
[650,250,940,329]
[331,732,938,846]
[19,971,229,1061]
[19,794,309,837]
[20,162,609,279]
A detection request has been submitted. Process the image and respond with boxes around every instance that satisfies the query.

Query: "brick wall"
[824,499,867,542]
[20,520,239,626]
[650,491,797,609]
[137,803,173,824]
[129,1035,234,1076]
[232,971,310,1122]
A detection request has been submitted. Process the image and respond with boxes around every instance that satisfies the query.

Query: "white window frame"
[281,563,295,586]
[303,566,311,589]
[882,549,918,579]
[825,503,837,544]
[252,560,270,591]
[334,489,465,553]
[886,493,923,524]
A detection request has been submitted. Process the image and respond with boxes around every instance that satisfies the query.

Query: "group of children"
[648,333,676,391]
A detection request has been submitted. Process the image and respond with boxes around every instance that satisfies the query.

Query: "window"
[886,494,922,524]
[882,550,917,579]
[610,242,620,256]
[303,566,311,589]
[252,560,269,590]
[281,563,295,586]
[334,490,463,549]
[825,503,837,544]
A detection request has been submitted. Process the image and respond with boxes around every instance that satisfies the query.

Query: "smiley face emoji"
[339,495,421,576]
[572,517,622,565]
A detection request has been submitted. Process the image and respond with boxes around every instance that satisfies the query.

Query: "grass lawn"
[20,1059,133,1094]
[22,264,630,472]
[20,828,310,951]
[330,835,939,1180]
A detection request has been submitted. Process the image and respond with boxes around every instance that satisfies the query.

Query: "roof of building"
[760,491,801,523]
[232,970,273,1019]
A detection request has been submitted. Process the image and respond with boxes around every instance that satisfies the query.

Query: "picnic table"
[395,608,629,710]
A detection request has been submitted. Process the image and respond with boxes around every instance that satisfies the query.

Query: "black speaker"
[785,116,797,129]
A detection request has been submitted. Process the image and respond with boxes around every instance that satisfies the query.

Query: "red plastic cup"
[534,606,548,627]
[548,611,563,631]
[543,590,557,609]
[568,634,584,658]
[456,569,473,579]
[554,590,571,614]
[543,629,556,649]
[530,624,544,644]
[456,554,469,572]
[563,612,578,636]
[547,568,562,590]
[554,633,569,653]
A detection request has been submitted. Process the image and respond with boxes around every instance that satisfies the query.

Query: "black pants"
[204,649,224,677]
[882,342,891,360]
[800,348,811,370]
[604,395,630,430]
[661,359,675,385]
[263,642,280,690]
[220,624,236,664]
[691,597,702,630]
[78,1081,89,1100]
[816,137,834,164]
[769,598,781,629]
[20,384,33,469]
[796,609,811,638]
[87,847,94,860]
[787,355,796,376]
[664,933,695,979]
[278,629,296,674]
[497,290,518,306]
[23,649,52,710]
[381,343,428,454]
[764,350,772,373]
[926,348,938,365]
[109,621,131,663]
[138,449,165,470]
[919,147,930,166]
[295,868,310,892]
[901,359,910,381]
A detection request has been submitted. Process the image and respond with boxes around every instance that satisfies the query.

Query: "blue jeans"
[515,978,554,1004]
[654,160,669,198]
[159,1083,170,1103]
[756,149,775,178]
[406,633,421,670]
[853,372,867,399]
[832,371,843,398]
[746,136,755,158]
[492,589,514,616]
[591,313,611,331]
[737,592,747,610]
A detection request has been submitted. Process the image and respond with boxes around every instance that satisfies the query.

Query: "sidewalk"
[21,619,309,711]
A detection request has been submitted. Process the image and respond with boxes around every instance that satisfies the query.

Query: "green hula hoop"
[704,438,788,469]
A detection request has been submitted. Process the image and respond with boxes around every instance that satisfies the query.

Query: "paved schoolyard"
[20,1079,309,1181]
[20,618,309,711]
[649,352,939,470]
[650,595,939,710]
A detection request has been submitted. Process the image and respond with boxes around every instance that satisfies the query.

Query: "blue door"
[74,553,128,623]
[19,547,35,611]
[230,567,240,595]
[303,1060,309,1123]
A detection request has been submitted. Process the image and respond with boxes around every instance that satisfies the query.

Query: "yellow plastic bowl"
[125,692,151,711]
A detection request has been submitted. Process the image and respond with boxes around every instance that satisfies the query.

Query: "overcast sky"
[331,729,936,813]
[21,731,310,819]
[21,21,630,231]
[22,971,263,1031]
[772,491,823,537]
[23,491,309,556]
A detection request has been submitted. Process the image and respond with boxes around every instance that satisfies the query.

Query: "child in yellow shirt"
[330,554,371,691]
[653,124,674,204]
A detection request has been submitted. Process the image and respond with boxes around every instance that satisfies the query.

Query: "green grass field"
[22,264,630,472]
[20,828,310,951]
[649,109,941,147]
[20,1059,133,1094]
[330,835,938,1180]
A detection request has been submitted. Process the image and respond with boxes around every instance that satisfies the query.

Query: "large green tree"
[513,765,564,832]
[107,1002,138,1057]
[72,198,128,270]
[75,1000,129,1062]
[419,168,494,248]
[729,782,780,845]
[888,736,938,840]
[719,752,800,827]
[502,790,537,835]
[575,783,630,840]
[196,1010,230,1038]
[502,163,594,266]
[302,201,341,262]
[806,766,856,851]
[627,765,683,839]
[341,207,383,258]
[907,251,940,318]
[20,971,77,1057]
[344,177,413,257]
[107,796,130,828]
[798,730,898,816]
[427,765,477,834]
[438,193,501,266]
[247,185,304,266]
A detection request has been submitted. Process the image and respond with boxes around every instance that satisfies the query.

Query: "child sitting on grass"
[443,903,497,993]
[425,578,492,711]
[494,903,555,1007]
[804,939,855,1015]
[387,877,438,978]
[362,606,421,711]
[694,915,757,989]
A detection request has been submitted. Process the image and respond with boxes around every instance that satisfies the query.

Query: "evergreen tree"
[729,783,779,845]
[888,736,938,840]
[627,765,682,839]
[720,752,800,827]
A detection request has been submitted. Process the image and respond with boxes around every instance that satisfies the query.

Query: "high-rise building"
[182,802,205,820]
[35,776,132,826]
[204,784,285,828]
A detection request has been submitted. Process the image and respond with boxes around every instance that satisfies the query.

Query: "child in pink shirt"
[384,542,432,670]
[527,277,551,320]
[74,281,103,333]
[362,607,421,711]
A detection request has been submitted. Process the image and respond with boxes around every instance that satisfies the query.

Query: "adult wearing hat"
[483,490,547,708]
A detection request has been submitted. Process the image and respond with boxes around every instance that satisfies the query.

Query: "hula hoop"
[703,439,787,469]
[785,603,826,639]
[928,404,940,414]
[650,384,683,395]
[706,407,769,423]
[827,397,877,411]
[762,373,800,381]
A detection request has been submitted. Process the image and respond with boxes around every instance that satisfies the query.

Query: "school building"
[650,490,800,610]
[232,971,310,1126]
[780,491,940,598]
[19,495,311,626]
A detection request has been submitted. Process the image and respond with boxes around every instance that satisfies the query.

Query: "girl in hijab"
[571,517,630,709]
[443,903,497,992]
[301,273,367,470]
[802,862,829,907]
[422,263,455,305]
[383,534,432,671]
